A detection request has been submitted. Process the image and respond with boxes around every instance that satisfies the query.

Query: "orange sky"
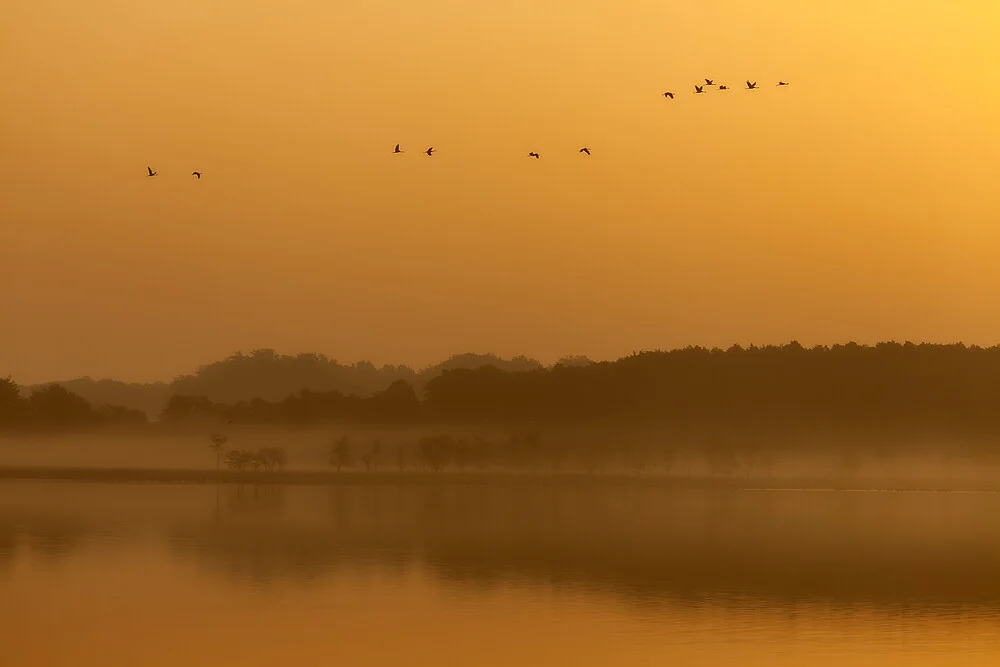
[2,1,1000,384]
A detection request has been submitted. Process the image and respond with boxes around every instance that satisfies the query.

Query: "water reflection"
[2,481,1000,612]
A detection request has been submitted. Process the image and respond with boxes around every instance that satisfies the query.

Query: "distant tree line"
[23,350,549,416]
[224,446,289,473]
[0,377,148,433]
[21,377,171,417]
[159,342,1000,437]
[170,349,544,404]
[428,342,1000,438]
[319,431,777,478]
[160,379,423,428]
[7,343,1000,443]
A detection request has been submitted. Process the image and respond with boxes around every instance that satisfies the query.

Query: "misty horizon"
[7,341,1000,449]
[12,338,1000,387]
[5,1,999,664]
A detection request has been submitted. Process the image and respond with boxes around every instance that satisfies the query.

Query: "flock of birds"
[146,167,201,179]
[143,79,789,176]
[671,78,790,98]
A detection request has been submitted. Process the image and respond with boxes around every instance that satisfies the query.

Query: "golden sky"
[2,1,1000,383]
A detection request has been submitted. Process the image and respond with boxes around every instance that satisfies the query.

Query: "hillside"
[23,350,553,416]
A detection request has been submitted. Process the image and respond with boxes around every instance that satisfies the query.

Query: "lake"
[2,480,1000,666]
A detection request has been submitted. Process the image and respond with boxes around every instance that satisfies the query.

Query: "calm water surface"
[2,481,1000,666]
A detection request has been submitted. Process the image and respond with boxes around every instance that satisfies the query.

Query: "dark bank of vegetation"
[0,378,148,433]
[24,350,550,416]
[5,342,1000,476]
[22,377,172,418]
[157,341,1000,437]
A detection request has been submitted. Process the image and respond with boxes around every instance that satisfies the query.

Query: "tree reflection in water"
[2,483,1000,611]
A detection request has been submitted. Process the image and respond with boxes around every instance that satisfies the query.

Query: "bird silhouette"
[133,75,799,182]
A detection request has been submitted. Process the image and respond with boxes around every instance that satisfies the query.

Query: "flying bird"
[425,147,435,156]
[528,152,540,159]
[718,85,729,91]
[393,144,403,154]
[579,147,591,155]
[146,166,157,177]
[777,81,790,86]
[705,79,715,86]
[663,91,675,99]
[746,80,758,90]
[694,85,705,94]
[191,171,201,179]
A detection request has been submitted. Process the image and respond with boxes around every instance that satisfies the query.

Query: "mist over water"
[3,430,1000,492]
[3,480,1000,666]
[6,0,1000,662]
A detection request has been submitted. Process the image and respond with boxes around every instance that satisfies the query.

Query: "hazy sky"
[3,1,1000,384]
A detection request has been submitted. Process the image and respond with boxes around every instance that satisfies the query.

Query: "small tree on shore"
[258,446,288,472]
[330,436,353,472]
[225,449,252,472]
[208,433,229,474]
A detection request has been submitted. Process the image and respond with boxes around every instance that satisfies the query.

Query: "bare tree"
[330,436,353,472]
[361,439,382,473]
[258,446,288,472]
[208,433,229,475]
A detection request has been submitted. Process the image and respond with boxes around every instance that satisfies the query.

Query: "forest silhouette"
[4,343,1000,449]
[21,350,548,416]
